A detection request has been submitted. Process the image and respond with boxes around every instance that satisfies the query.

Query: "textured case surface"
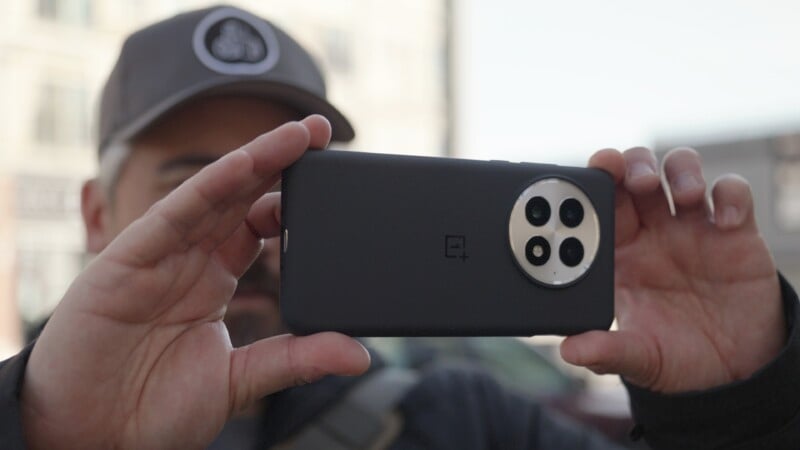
[280,150,614,336]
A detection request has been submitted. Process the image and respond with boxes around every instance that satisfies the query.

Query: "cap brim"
[108,78,355,149]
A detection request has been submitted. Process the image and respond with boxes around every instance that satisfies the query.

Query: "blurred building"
[0,0,450,357]
[657,133,800,286]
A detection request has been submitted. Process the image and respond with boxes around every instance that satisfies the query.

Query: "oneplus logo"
[445,235,468,261]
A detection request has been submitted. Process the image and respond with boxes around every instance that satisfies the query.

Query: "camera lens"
[559,198,584,228]
[559,237,584,267]
[526,196,551,226]
[525,236,551,266]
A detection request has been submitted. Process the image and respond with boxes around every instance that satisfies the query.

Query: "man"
[1,5,798,449]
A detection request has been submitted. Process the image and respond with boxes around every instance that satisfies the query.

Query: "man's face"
[91,96,300,346]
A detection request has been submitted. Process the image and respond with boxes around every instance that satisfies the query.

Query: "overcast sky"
[456,0,800,164]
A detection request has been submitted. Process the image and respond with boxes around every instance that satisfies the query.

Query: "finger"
[622,147,674,224]
[711,174,756,231]
[108,121,312,267]
[588,148,642,247]
[245,192,282,240]
[622,147,660,194]
[174,122,309,239]
[212,192,283,278]
[228,333,371,413]
[301,115,333,149]
[661,147,708,218]
[214,223,265,279]
[560,330,657,387]
[183,118,328,278]
[588,148,626,184]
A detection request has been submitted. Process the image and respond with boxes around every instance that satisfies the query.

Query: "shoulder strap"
[271,367,420,450]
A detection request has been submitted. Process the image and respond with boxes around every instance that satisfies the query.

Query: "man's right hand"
[20,116,371,449]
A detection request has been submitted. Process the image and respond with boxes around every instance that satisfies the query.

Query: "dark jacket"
[3,276,800,449]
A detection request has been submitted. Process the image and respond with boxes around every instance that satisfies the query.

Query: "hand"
[561,147,785,393]
[20,116,371,449]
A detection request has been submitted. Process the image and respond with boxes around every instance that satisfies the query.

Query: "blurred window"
[323,28,352,74]
[774,137,800,231]
[38,0,93,26]
[34,82,89,147]
[16,248,83,325]
[15,175,80,220]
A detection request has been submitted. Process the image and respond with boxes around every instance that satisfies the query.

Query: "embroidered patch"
[192,7,280,75]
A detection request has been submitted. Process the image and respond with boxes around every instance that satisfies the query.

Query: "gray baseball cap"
[97,4,355,156]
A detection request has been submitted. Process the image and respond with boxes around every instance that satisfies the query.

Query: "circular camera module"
[559,198,584,228]
[509,177,600,287]
[559,237,585,267]
[525,196,551,226]
[525,236,551,266]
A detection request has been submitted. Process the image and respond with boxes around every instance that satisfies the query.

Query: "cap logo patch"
[193,7,280,75]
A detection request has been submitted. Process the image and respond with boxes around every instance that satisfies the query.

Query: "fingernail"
[719,205,742,228]
[672,173,701,193]
[628,162,655,179]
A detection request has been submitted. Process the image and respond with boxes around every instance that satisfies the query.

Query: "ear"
[81,179,112,254]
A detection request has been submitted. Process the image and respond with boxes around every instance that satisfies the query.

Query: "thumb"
[560,330,657,388]
[228,332,371,413]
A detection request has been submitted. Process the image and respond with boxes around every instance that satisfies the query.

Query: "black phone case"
[280,150,614,336]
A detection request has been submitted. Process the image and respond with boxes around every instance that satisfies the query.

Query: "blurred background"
[1,0,799,443]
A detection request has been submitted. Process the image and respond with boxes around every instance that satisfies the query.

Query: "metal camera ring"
[508,178,600,287]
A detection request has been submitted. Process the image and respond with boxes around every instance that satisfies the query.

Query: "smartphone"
[280,150,614,337]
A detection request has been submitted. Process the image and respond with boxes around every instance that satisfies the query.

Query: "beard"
[224,257,287,347]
